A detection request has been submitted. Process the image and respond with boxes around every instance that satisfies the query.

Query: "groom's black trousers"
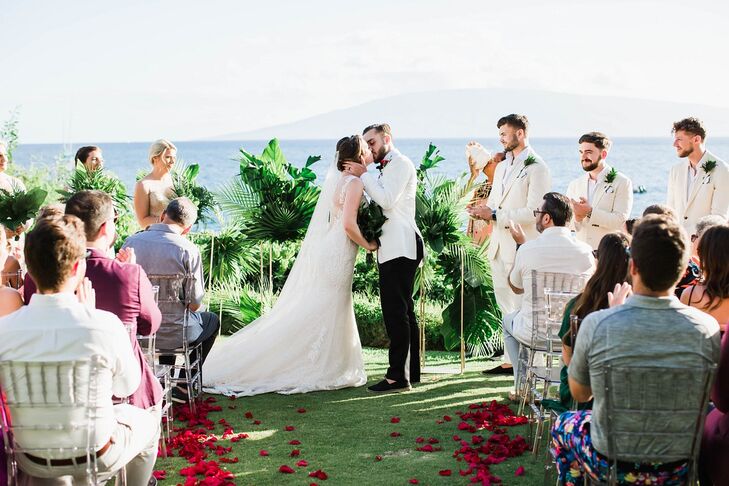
[378,237,424,384]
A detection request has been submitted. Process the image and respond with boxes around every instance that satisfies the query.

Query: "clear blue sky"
[2,0,728,143]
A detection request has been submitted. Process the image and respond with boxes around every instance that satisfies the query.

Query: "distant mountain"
[209,89,729,140]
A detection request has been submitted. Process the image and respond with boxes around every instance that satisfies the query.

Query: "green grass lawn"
[156,348,551,485]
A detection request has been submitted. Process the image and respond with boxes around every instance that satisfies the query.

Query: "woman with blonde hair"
[134,139,177,228]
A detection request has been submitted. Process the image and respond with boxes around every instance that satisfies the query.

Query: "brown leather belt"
[23,438,113,467]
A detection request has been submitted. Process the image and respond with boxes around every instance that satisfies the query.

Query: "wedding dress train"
[203,171,367,396]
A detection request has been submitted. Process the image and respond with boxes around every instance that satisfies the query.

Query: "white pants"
[17,404,159,486]
[491,256,522,316]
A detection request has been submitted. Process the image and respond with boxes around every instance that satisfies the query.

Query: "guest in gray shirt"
[550,214,720,485]
[122,197,219,399]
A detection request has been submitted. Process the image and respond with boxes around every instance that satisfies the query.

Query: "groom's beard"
[374,146,388,162]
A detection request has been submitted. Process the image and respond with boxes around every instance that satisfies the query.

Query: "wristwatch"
[491,209,497,222]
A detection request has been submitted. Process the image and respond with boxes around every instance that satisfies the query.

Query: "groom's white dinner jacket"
[666,150,729,235]
[360,148,423,264]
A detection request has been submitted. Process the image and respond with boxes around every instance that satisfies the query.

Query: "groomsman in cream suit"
[567,132,633,249]
[667,117,729,235]
[345,123,424,393]
[468,114,551,317]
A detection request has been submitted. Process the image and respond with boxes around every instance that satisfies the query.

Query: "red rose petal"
[428,437,439,444]
[297,408,307,413]
[390,432,401,437]
[296,460,309,467]
[244,411,253,419]
[408,480,419,484]
[439,469,452,476]
[308,469,328,480]
[284,425,295,431]
[390,417,400,423]
[515,466,525,476]
[152,470,166,480]
[290,449,301,457]
[443,415,452,421]
[259,450,269,457]
[415,436,425,443]
[375,455,383,461]
[279,465,295,474]
[289,439,302,445]
[253,420,261,425]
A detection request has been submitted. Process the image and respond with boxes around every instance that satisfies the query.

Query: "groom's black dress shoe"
[367,379,411,393]
[482,365,513,375]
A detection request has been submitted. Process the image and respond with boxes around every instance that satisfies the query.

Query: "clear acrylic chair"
[146,273,203,414]
[0,270,23,290]
[0,356,105,486]
[516,270,586,454]
[594,363,717,486]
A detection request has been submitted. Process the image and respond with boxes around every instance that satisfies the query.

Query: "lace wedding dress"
[203,163,367,396]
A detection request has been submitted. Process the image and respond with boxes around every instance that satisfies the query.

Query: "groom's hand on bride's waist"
[344,162,367,177]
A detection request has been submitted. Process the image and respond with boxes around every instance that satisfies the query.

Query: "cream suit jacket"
[666,150,729,235]
[566,166,633,249]
[361,148,423,264]
[485,147,551,264]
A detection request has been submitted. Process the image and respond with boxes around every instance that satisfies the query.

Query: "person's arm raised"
[342,178,378,251]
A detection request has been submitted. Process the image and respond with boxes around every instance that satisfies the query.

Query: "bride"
[203,135,378,396]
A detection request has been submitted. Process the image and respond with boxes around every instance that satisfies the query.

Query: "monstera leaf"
[0,187,48,237]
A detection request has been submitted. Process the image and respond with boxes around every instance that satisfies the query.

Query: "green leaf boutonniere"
[605,167,618,184]
[523,155,537,167]
[701,160,717,174]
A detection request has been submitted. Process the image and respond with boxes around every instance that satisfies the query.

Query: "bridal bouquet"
[0,187,48,239]
[357,199,387,247]
[171,162,216,224]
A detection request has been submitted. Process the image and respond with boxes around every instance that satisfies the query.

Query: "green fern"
[171,162,217,224]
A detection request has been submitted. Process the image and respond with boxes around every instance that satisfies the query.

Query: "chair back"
[603,363,716,483]
[1,270,23,290]
[530,270,586,349]
[0,356,104,484]
[146,274,195,351]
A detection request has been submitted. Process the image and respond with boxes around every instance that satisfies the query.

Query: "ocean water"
[12,137,729,218]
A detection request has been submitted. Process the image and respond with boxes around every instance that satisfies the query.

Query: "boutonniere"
[701,160,717,174]
[605,167,618,184]
[376,158,391,171]
[523,155,537,167]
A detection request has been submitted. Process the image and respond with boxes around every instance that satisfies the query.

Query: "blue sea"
[12,138,729,218]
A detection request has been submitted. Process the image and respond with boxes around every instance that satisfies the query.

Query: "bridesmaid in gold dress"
[465,141,505,245]
[134,139,177,229]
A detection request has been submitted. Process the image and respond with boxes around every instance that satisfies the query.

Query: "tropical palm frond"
[190,227,259,285]
[215,178,260,221]
[245,204,312,243]
[58,167,131,209]
[170,162,217,224]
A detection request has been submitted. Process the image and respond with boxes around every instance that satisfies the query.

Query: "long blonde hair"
[148,139,177,165]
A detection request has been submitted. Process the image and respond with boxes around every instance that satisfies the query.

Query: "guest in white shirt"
[0,215,159,485]
[483,193,594,391]
[666,117,729,234]
[567,132,633,249]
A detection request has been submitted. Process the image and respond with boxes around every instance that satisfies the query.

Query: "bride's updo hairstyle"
[335,135,367,171]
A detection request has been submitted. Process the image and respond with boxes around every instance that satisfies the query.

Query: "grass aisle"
[156,348,548,485]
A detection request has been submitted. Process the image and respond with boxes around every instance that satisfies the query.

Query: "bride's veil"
[273,152,340,300]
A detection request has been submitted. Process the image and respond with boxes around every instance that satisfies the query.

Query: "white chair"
[517,270,586,454]
[595,363,716,486]
[147,273,203,414]
[0,356,105,486]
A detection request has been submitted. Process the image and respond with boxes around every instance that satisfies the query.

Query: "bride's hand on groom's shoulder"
[344,162,367,177]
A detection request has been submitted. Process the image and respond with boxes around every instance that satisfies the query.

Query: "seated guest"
[122,197,219,399]
[0,226,22,315]
[681,225,729,332]
[542,232,630,412]
[484,192,595,395]
[688,214,726,266]
[0,215,159,484]
[24,190,163,421]
[642,204,701,297]
[550,214,720,485]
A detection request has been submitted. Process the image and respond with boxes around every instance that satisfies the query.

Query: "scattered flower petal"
[390,417,400,423]
[390,432,401,437]
[297,408,307,413]
[289,439,302,445]
[284,425,296,431]
[259,450,269,457]
[439,469,452,476]
[515,466,526,476]
[279,465,295,474]
[290,449,301,457]
[375,455,383,461]
[297,460,309,467]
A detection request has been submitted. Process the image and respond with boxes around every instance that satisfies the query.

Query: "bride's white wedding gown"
[203,173,367,396]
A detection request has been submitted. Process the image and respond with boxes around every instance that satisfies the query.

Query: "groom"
[345,123,424,393]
